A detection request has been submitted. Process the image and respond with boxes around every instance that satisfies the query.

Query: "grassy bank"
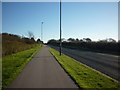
[2,46,42,88]
[49,48,120,89]
[2,33,40,56]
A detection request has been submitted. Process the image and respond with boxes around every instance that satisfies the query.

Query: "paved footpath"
[8,45,78,88]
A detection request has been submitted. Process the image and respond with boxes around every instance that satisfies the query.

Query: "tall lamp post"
[41,22,44,45]
[60,0,62,56]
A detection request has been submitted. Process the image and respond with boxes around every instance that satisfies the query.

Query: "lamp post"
[41,22,44,45]
[60,0,62,56]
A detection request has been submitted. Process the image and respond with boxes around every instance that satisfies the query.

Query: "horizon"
[2,2,118,43]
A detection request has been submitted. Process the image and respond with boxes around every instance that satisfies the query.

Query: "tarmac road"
[8,46,78,88]
[50,45,119,82]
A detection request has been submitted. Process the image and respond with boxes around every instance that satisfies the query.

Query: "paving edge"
[49,49,82,89]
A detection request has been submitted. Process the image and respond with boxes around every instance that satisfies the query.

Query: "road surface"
[50,45,119,82]
[8,46,78,88]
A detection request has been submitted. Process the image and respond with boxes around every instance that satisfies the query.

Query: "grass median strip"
[2,46,42,88]
[49,48,120,89]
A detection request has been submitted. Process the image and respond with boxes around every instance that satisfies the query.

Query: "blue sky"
[2,2,118,43]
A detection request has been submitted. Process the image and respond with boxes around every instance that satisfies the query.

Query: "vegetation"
[50,48,120,89]
[47,38,119,55]
[0,58,1,90]
[2,33,42,56]
[2,46,42,88]
[2,33,43,88]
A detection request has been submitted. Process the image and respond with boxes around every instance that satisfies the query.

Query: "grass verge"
[49,48,120,89]
[0,58,2,90]
[2,45,42,89]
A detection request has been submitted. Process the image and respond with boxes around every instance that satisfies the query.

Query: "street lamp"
[41,22,44,45]
[59,0,62,56]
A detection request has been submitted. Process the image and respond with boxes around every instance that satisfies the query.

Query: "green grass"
[0,58,2,90]
[2,45,42,88]
[49,48,120,89]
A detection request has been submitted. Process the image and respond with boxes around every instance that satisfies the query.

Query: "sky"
[2,2,118,43]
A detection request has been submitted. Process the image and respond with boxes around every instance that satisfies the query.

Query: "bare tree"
[27,31,34,39]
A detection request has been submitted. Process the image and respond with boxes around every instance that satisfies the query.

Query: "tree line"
[47,38,119,55]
